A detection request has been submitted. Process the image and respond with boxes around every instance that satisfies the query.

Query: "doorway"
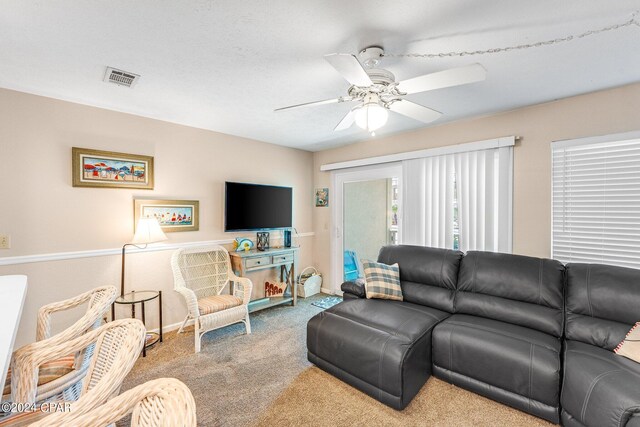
[332,163,402,293]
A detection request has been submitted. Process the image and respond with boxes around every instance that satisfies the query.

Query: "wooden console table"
[229,246,298,313]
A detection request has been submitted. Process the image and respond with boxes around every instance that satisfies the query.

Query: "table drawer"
[273,253,294,264]
[246,256,271,269]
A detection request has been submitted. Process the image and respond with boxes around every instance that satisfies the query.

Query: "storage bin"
[297,267,322,298]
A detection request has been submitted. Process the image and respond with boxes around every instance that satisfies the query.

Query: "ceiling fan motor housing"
[348,67,402,108]
[365,68,395,85]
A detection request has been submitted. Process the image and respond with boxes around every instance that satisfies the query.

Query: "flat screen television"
[224,182,293,231]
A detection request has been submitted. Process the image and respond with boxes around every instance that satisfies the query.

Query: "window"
[552,133,640,269]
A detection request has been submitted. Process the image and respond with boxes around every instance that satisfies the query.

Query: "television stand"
[229,246,298,313]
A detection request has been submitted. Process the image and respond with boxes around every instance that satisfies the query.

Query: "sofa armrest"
[341,279,366,299]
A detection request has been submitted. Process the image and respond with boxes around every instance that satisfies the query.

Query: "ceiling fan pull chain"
[384,11,640,59]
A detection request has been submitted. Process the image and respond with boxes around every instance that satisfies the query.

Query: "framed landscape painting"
[134,199,199,233]
[72,147,154,189]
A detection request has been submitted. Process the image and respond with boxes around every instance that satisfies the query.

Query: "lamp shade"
[132,217,168,245]
[354,98,388,132]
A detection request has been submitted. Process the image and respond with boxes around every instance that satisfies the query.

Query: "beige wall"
[0,88,314,348]
[313,83,640,291]
[4,81,640,346]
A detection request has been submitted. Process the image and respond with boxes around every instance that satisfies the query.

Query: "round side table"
[111,290,162,357]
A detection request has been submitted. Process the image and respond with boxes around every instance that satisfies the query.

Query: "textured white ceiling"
[1,1,639,151]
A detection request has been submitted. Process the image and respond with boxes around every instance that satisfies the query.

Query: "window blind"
[402,154,456,249]
[552,136,640,269]
[402,146,512,253]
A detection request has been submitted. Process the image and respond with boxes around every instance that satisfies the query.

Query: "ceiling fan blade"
[397,63,487,95]
[275,96,353,112]
[389,100,442,124]
[334,109,356,131]
[324,54,373,87]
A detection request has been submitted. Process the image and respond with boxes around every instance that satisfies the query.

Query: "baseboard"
[153,286,338,335]
[147,318,194,335]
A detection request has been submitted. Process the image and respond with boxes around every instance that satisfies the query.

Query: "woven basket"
[297,267,322,298]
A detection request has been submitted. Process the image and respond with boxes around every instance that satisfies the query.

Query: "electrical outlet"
[0,234,10,249]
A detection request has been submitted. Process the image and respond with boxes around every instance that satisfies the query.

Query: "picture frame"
[72,147,154,189]
[134,199,199,233]
[315,188,329,207]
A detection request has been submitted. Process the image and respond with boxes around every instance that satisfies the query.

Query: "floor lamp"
[121,217,168,296]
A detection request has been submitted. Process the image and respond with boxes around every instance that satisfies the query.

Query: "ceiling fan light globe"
[354,103,388,132]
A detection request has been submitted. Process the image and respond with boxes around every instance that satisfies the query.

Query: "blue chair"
[343,250,361,282]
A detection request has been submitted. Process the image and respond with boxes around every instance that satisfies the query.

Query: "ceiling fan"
[275,46,487,135]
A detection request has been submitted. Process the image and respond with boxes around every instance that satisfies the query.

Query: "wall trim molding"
[0,232,315,266]
[320,136,516,171]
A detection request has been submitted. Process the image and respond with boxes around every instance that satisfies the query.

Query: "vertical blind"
[552,136,640,269]
[403,146,512,253]
[403,155,456,249]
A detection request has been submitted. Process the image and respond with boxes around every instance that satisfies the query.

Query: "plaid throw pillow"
[361,260,403,301]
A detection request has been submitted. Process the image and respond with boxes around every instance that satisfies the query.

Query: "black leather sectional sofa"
[306,245,640,426]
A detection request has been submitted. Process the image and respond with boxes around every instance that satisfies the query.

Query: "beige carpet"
[256,368,552,427]
[122,295,553,427]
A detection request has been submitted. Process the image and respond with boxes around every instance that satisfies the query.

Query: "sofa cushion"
[361,260,403,301]
[314,298,449,344]
[433,314,561,422]
[562,340,640,427]
[456,251,565,337]
[566,263,640,350]
[377,245,463,312]
[307,298,448,405]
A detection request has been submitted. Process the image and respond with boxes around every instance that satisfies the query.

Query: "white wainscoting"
[0,232,315,266]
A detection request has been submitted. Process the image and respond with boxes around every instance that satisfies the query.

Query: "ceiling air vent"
[103,67,140,88]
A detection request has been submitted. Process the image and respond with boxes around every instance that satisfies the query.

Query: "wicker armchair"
[0,319,146,425]
[2,286,117,402]
[171,245,252,353]
[32,378,196,427]
[36,286,118,343]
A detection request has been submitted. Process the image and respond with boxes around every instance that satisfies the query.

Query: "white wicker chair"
[0,318,146,426]
[2,286,118,403]
[35,286,118,343]
[171,245,252,353]
[32,378,197,427]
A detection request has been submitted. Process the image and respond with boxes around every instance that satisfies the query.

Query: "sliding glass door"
[332,164,402,291]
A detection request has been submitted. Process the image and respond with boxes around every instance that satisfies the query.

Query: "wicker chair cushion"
[198,295,243,315]
[2,355,75,398]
